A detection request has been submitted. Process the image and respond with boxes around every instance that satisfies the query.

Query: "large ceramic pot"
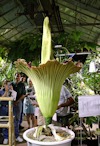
[23,126,75,146]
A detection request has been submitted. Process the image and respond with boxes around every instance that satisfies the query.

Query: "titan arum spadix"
[15,17,82,125]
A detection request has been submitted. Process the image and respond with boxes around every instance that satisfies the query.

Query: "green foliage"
[85,117,97,128]
[0,47,8,58]
[7,33,42,63]
[0,57,15,84]
[0,31,99,64]
[69,112,79,125]
[83,52,100,94]
[0,31,99,85]
[53,31,98,53]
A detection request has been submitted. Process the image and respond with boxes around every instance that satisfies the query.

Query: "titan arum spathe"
[15,17,82,125]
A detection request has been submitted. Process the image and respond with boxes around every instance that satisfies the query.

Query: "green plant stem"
[45,117,52,126]
[82,122,89,137]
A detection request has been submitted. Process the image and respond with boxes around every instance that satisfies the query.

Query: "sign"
[78,95,100,117]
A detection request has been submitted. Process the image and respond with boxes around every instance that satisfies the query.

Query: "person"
[0,80,9,137]
[19,73,27,130]
[21,73,27,86]
[11,72,26,142]
[31,94,45,126]
[23,78,37,128]
[56,85,74,127]
[0,80,17,144]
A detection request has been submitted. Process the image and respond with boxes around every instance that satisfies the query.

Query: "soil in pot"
[23,126,75,146]
[26,126,72,142]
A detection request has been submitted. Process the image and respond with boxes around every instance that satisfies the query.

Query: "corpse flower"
[15,17,82,125]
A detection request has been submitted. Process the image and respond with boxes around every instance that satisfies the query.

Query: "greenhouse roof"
[0,0,100,47]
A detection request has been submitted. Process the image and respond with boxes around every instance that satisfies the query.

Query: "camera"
[8,91,12,97]
[27,89,32,93]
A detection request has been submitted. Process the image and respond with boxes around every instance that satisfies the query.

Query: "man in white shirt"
[56,85,74,127]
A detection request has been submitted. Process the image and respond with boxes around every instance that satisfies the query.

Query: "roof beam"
[17,0,44,32]
[63,22,100,27]
[52,0,64,32]
[0,6,17,17]
[0,19,28,37]
[57,1,100,22]
[65,0,100,15]
[40,0,64,32]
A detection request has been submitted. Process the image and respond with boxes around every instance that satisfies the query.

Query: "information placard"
[78,95,100,117]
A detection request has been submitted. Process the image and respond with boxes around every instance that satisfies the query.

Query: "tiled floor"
[17,143,27,146]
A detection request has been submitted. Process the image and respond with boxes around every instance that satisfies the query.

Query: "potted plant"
[69,111,98,146]
[82,116,98,146]
[15,17,82,146]
[68,111,87,145]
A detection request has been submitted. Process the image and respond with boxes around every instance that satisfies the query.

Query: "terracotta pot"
[23,126,75,146]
